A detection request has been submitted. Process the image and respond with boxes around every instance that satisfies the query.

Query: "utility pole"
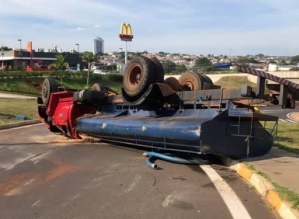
[1,42,4,71]
[76,43,80,70]
[18,39,22,70]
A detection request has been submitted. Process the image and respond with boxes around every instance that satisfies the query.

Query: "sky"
[0,0,299,56]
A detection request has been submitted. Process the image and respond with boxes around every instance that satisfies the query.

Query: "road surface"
[259,106,299,123]
[0,124,278,219]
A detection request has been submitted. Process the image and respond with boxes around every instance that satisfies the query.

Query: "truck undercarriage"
[37,57,281,160]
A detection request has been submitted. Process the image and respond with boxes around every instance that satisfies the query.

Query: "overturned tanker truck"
[37,56,279,160]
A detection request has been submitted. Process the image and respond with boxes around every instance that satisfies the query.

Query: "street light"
[75,43,80,70]
[18,39,22,70]
[119,47,123,61]
[75,43,79,54]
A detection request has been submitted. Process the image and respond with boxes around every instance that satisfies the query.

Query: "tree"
[175,64,187,73]
[161,60,176,73]
[49,54,68,84]
[0,46,12,51]
[82,52,97,88]
[194,58,212,67]
[193,57,214,72]
[235,57,258,66]
[158,51,165,57]
[291,55,299,64]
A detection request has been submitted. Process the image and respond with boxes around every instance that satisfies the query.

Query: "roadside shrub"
[107,74,123,82]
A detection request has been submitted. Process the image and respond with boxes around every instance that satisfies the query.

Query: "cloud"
[94,25,101,28]
[76,27,86,31]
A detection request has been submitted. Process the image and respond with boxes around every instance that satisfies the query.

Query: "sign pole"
[119,23,133,66]
[125,41,128,64]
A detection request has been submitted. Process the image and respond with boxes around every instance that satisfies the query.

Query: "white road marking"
[287,113,298,124]
[0,123,43,133]
[201,165,252,219]
[279,119,287,122]
[286,119,298,124]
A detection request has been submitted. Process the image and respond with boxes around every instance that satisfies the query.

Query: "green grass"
[214,76,256,89]
[265,121,299,154]
[0,76,123,95]
[214,76,272,94]
[0,99,38,125]
[246,163,299,210]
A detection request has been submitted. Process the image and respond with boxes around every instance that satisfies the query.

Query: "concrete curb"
[220,156,299,219]
[0,120,41,130]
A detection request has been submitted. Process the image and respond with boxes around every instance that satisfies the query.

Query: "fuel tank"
[75,108,277,159]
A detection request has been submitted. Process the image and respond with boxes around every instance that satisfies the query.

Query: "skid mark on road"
[31,199,41,207]
[201,165,252,219]
[125,174,141,193]
[162,192,194,210]
[1,153,34,170]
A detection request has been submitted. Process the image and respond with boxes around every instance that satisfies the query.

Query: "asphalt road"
[259,105,298,123]
[0,124,279,219]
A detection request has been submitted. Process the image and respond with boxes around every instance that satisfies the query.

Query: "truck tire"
[123,56,155,97]
[82,90,106,103]
[202,74,213,84]
[41,78,58,105]
[178,72,204,91]
[164,77,184,91]
[150,57,164,83]
[92,83,106,92]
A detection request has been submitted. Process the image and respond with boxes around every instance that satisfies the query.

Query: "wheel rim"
[127,64,142,90]
[182,79,196,90]
[42,82,48,99]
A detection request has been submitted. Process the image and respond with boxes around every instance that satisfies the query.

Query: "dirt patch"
[44,160,75,183]
[0,173,32,196]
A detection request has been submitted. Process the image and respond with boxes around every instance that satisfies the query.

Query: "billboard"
[119,23,133,41]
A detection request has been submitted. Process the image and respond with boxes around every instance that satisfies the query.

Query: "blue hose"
[146,156,158,169]
[143,152,201,169]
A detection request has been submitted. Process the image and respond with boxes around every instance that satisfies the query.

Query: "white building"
[93,37,104,55]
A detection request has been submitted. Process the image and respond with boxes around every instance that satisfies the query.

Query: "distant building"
[93,37,104,55]
[1,41,87,71]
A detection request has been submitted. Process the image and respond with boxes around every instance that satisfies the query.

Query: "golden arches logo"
[119,23,133,41]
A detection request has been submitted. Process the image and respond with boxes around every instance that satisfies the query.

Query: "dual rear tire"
[123,56,164,98]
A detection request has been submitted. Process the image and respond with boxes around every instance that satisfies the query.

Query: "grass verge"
[0,99,38,125]
[214,76,257,89]
[0,75,123,95]
[246,163,299,210]
[265,121,299,154]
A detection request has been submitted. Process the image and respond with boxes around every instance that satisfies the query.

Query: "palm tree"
[49,54,68,84]
[82,52,97,88]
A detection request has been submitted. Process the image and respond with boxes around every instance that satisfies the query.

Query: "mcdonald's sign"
[119,23,133,41]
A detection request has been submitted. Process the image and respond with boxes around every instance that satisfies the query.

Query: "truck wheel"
[123,56,155,97]
[201,74,213,84]
[41,78,58,105]
[179,72,203,91]
[82,90,106,103]
[164,77,184,91]
[92,83,106,92]
[150,57,164,83]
